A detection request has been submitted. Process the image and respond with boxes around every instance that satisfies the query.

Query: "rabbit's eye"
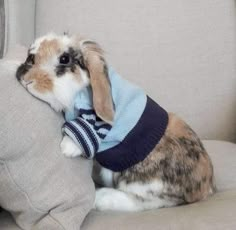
[59,53,71,65]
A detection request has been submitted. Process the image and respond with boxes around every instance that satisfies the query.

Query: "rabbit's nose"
[16,63,31,81]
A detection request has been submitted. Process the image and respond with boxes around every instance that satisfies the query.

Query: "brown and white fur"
[16,33,216,211]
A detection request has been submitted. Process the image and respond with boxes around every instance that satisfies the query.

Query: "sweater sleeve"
[62,110,112,159]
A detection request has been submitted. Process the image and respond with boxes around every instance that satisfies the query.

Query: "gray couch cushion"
[35,0,236,142]
[0,47,95,230]
[1,140,236,230]
[0,211,20,230]
[204,140,236,192]
[82,190,236,230]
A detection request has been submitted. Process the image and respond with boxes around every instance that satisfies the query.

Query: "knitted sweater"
[63,68,168,172]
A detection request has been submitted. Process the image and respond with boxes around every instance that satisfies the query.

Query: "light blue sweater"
[63,68,168,171]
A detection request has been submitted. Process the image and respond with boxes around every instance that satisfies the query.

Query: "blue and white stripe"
[63,109,112,158]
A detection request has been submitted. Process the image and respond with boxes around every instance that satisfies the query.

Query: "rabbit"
[16,33,216,212]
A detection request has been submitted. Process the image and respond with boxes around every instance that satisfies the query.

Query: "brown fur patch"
[167,113,192,138]
[80,41,114,124]
[25,68,53,92]
[115,113,215,204]
[35,39,61,65]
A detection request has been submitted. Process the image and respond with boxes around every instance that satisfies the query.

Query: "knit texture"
[63,68,168,171]
[63,110,111,158]
[96,96,168,171]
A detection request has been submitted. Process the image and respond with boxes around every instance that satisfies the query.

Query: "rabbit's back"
[115,113,216,205]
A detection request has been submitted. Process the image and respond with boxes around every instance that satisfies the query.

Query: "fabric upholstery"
[0,0,235,229]
[0,211,20,230]
[0,47,95,230]
[82,190,236,230]
[35,0,236,142]
[204,140,236,192]
[0,140,235,230]
[0,0,5,57]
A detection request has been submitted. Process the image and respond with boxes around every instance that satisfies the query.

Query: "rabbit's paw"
[60,135,83,158]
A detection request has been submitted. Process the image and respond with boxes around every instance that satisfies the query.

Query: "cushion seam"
[48,214,66,230]
[2,161,47,214]
[1,160,69,229]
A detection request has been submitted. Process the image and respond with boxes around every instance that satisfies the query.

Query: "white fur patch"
[60,135,83,157]
[99,167,114,187]
[79,68,90,86]
[95,188,140,211]
[54,72,89,110]
[25,82,64,112]
[118,180,164,199]
[94,186,175,211]
[53,73,82,110]
[94,180,177,211]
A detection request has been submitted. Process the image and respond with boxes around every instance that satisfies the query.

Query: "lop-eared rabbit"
[16,33,216,211]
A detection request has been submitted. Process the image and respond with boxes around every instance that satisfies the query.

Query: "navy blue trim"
[86,119,96,125]
[79,109,103,121]
[94,123,112,131]
[63,122,91,157]
[97,133,106,139]
[79,109,95,115]
[95,97,169,172]
[75,118,99,152]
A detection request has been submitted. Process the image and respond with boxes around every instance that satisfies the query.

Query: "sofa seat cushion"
[82,190,236,230]
[203,140,236,192]
[0,140,235,229]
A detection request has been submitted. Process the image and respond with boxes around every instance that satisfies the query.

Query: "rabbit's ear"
[79,40,114,124]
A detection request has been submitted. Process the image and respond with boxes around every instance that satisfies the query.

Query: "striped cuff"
[62,118,100,158]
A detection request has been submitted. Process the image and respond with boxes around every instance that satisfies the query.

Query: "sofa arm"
[0,0,36,58]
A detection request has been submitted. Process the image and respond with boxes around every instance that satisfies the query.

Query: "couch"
[0,0,236,229]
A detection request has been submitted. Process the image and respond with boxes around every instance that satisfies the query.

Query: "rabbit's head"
[16,33,114,124]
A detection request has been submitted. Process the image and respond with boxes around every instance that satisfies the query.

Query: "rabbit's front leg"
[60,135,83,157]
